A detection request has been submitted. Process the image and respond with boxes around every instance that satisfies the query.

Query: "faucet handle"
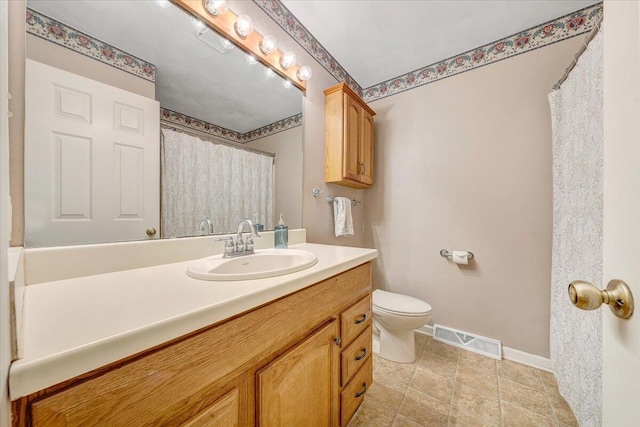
[216,237,235,257]
[245,235,254,252]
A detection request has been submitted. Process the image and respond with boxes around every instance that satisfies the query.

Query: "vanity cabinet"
[13,263,373,427]
[325,83,376,189]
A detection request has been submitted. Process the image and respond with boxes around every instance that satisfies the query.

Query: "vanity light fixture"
[265,68,276,78]
[297,65,313,82]
[283,80,293,89]
[234,14,254,39]
[203,0,228,17]
[260,35,277,55]
[280,51,296,70]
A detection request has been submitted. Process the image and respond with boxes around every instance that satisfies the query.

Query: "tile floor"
[348,333,578,427]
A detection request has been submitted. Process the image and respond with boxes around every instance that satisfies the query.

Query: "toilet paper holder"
[440,249,474,260]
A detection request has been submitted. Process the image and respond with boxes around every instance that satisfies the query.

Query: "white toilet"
[372,289,432,363]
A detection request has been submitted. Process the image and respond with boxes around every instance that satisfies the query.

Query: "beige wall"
[364,37,583,358]
[246,126,303,230]
[9,0,25,247]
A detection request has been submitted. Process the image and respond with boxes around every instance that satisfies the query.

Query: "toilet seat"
[373,290,432,316]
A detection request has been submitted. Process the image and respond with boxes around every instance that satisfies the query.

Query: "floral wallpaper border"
[252,0,362,97]
[26,8,156,82]
[161,107,303,144]
[241,113,303,143]
[362,3,603,102]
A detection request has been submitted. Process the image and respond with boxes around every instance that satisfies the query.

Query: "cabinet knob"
[146,227,157,237]
[333,336,342,346]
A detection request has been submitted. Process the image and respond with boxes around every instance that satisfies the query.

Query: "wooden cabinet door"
[360,109,374,186]
[256,321,339,427]
[343,95,361,182]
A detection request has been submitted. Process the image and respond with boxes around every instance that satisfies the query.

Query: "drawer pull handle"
[354,314,367,324]
[354,348,367,361]
[334,336,342,346]
[355,382,367,398]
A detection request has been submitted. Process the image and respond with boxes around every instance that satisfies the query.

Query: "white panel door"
[25,59,160,246]
[601,2,640,425]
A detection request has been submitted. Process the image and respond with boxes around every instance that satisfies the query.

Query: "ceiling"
[27,0,302,133]
[282,0,601,88]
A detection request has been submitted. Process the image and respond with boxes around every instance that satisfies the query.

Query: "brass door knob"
[146,227,157,237]
[568,279,634,319]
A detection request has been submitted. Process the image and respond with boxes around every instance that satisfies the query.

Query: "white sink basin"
[187,249,318,281]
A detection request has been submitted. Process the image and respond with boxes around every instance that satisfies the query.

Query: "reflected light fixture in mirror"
[234,14,254,39]
[174,0,308,90]
[203,0,228,16]
[260,35,277,55]
[280,51,296,70]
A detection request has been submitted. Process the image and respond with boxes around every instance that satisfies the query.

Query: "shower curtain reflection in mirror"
[161,129,274,238]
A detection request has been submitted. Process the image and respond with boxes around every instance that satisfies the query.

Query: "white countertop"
[9,243,377,400]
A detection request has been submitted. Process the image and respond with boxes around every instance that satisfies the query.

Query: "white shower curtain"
[549,31,603,427]
[161,128,274,238]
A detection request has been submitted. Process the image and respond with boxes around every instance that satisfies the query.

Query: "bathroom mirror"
[24,0,303,247]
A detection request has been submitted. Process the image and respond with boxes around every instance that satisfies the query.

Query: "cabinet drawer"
[341,326,371,387]
[341,295,371,347]
[340,357,372,427]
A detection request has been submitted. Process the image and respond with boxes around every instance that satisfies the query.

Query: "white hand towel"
[333,197,354,237]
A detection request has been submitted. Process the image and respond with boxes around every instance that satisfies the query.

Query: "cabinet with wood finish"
[13,263,373,427]
[324,83,376,189]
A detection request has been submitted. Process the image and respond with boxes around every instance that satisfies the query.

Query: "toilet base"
[373,325,416,364]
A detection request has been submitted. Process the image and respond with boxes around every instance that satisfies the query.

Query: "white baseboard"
[502,346,552,372]
[415,326,553,373]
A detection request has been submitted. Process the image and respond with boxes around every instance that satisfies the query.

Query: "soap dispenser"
[274,213,288,249]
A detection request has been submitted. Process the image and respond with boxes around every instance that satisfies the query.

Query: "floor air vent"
[433,324,502,360]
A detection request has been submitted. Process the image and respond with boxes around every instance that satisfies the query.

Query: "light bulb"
[246,54,258,65]
[265,68,275,78]
[280,51,296,70]
[235,15,254,39]
[203,0,228,17]
[297,65,312,81]
[283,80,293,89]
[219,37,235,51]
[260,35,277,55]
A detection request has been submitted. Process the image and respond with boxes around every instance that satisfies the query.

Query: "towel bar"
[326,196,361,206]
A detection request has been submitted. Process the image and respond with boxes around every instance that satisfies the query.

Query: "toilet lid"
[373,289,432,315]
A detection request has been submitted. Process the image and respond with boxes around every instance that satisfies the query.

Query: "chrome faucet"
[235,219,260,253]
[216,219,260,258]
[198,218,214,235]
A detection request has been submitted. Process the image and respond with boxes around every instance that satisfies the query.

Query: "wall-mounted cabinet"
[325,83,376,189]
